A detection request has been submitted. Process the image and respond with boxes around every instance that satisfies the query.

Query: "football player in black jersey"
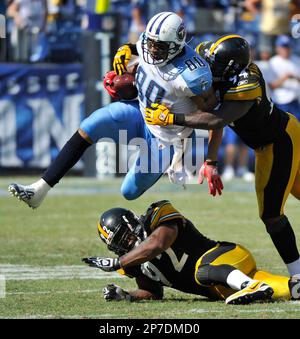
[144,35,300,283]
[82,200,299,304]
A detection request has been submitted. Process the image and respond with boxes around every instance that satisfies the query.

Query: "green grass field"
[1,176,300,319]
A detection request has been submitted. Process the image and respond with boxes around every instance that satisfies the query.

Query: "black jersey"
[120,200,217,296]
[215,63,290,149]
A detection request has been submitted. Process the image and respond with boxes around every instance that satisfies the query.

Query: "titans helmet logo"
[176,23,186,41]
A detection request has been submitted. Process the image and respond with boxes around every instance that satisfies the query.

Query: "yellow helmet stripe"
[209,34,243,55]
[98,222,108,238]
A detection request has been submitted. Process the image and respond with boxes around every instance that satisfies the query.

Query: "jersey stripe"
[150,201,170,224]
[158,212,183,222]
[224,86,262,100]
[227,81,260,93]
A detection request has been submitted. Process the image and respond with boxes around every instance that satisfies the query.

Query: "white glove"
[103,284,132,302]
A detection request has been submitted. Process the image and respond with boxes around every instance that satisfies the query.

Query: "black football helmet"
[197,35,251,81]
[98,208,146,256]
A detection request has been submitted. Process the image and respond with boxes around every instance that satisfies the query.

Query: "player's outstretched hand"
[145,103,174,126]
[103,284,131,302]
[198,161,224,196]
[113,45,132,75]
[82,257,121,272]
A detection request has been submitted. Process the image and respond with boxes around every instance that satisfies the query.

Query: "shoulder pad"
[146,200,185,231]
[224,64,262,101]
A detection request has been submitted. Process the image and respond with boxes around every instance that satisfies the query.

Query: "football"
[113,72,138,100]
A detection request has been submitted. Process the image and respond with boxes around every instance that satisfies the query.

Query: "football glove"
[198,161,224,196]
[82,257,121,272]
[103,284,132,302]
[113,44,132,75]
[145,103,174,126]
[103,71,119,100]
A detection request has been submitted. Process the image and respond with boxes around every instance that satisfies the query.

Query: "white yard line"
[188,308,284,313]
[0,264,124,281]
[7,289,102,296]
[1,314,116,319]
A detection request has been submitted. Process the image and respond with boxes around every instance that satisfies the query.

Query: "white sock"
[32,178,51,193]
[287,258,300,277]
[226,269,255,290]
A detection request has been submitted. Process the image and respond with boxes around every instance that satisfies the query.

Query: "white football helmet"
[142,12,186,66]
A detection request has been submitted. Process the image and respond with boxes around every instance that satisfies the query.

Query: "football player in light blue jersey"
[8,12,223,209]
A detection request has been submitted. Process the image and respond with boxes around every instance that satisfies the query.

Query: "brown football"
[113,72,138,100]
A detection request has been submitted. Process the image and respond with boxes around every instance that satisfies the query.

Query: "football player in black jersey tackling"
[145,35,300,284]
[82,200,299,304]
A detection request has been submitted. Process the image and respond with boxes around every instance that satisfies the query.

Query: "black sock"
[265,216,300,264]
[42,131,91,187]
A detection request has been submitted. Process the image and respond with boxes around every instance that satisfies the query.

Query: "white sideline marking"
[0,264,124,281]
[1,314,116,319]
[187,309,285,314]
[7,289,102,296]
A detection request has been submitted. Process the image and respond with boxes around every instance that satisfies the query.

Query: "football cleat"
[225,281,274,305]
[289,276,300,300]
[8,183,45,209]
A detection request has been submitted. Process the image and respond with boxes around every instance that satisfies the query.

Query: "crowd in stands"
[1,0,300,180]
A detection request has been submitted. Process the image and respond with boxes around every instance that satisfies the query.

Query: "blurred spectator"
[259,0,291,54]
[44,0,83,63]
[236,0,260,50]
[191,0,231,36]
[7,0,48,62]
[109,0,134,45]
[47,0,80,30]
[0,1,7,14]
[269,35,300,120]
[255,46,274,97]
[222,129,255,182]
[129,0,183,43]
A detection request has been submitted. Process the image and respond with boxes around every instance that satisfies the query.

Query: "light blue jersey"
[136,40,212,142]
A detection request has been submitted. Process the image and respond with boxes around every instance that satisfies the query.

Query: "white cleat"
[225,281,274,305]
[289,276,300,300]
[8,183,46,209]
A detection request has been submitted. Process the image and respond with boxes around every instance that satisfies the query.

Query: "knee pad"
[196,264,236,287]
[263,215,290,235]
[196,265,214,286]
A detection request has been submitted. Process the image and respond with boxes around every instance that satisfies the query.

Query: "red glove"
[198,161,224,196]
[103,71,119,100]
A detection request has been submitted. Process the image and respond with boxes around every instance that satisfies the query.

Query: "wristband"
[115,257,122,270]
[206,160,218,166]
[127,43,138,55]
[124,292,134,302]
[173,114,185,126]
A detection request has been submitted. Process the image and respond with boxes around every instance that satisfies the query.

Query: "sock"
[226,269,255,290]
[26,178,51,208]
[42,131,91,187]
[32,178,51,193]
[287,258,300,277]
[265,216,300,265]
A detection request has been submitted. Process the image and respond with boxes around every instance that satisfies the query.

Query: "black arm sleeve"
[127,43,138,56]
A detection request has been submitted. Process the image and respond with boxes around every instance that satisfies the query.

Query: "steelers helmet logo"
[176,23,186,41]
